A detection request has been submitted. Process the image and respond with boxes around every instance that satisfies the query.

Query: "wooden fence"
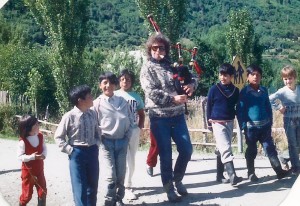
[15,96,286,153]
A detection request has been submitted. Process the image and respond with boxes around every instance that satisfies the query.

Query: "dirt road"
[0,138,297,206]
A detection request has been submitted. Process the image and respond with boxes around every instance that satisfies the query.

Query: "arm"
[269,90,285,114]
[265,90,273,124]
[17,140,35,162]
[54,114,73,155]
[206,88,213,128]
[137,109,145,129]
[236,91,246,130]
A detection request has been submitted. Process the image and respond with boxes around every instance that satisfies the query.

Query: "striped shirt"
[54,106,101,155]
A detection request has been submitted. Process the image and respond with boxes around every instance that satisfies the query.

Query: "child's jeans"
[284,117,300,170]
[69,144,99,206]
[100,137,129,204]
[244,124,278,160]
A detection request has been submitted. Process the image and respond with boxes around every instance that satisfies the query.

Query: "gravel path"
[0,138,298,206]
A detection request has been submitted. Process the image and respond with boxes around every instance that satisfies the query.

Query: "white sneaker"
[125,188,138,200]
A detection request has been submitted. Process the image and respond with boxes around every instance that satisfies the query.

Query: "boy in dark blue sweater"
[237,65,288,181]
[207,63,243,186]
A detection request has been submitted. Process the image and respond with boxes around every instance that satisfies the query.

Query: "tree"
[24,0,91,114]
[226,9,254,66]
[135,0,188,44]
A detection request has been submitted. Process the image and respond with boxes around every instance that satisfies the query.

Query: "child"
[114,69,145,200]
[206,63,242,186]
[269,65,300,174]
[17,115,47,206]
[237,65,288,181]
[92,71,134,206]
[54,85,101,206]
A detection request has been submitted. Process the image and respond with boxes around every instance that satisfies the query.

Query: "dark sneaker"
[216,175,230,184]
[115,200,125,206]
[248,173,259,182]
[175,181,188,196]
[277,170,289,179]
[230,175,243,186]
[167,190,182,202]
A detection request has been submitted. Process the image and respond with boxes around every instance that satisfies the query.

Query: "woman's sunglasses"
[151,46,166,52]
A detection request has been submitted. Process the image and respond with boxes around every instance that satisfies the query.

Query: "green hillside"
[1,0,300,54]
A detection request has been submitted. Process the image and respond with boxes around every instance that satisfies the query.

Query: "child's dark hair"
[19,115,38,138]
[119,69,135,85]
[69,84,91,106]
[219,63,235,76]
[98,71,119,85]
[246,64,262,76]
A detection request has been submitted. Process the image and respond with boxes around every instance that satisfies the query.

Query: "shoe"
[125,188,137,200]
[147,166,153,177]
[115,200,125,206]
[248,173,259,182]
[167,190,182,203]
[175,181,188,196]
[216,175,230,183]
[230,174,243,185]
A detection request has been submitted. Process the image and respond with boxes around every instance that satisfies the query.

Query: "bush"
[0,104,20,137]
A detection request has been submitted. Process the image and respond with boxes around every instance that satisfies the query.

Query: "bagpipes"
[147,14,203,114]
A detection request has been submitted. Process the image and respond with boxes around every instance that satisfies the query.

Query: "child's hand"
[34,152,45,160]
[279,107,286,114]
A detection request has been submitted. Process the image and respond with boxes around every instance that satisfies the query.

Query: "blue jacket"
[237,85,272,130]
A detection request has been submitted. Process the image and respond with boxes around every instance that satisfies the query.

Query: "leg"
[212,121,241,185]
[19,169,34,206]
[260,125,288,179]
[172,115,193,195]
[100,139,117,205]
[125,127,140,187]
[245,127,259,180]
[284,118,300,173]
[115,137,129,204]
[150,116,181,202]
[146,130,159,166]
[172,115,193,182]
[86,145,99,206]
[146,130,159,177]
[215,149,229,183]
[35,170,47,206]
[69,147,88,206]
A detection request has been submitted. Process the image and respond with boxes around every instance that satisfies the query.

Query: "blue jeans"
[284,117,300,170]
[100,137,128,204]
[244,124,278,160]
[69,145,99,206]
[150,114,193,186]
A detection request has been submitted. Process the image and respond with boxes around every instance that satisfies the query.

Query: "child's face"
[79,93,93,108]
[247,71,261,87]
[29,122,40,136]
[100,78,116,97]
[219,73,233,85]
[119,74,132,91]
[283,76,296,90]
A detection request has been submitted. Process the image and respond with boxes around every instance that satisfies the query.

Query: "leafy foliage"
[24,0,91,114]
